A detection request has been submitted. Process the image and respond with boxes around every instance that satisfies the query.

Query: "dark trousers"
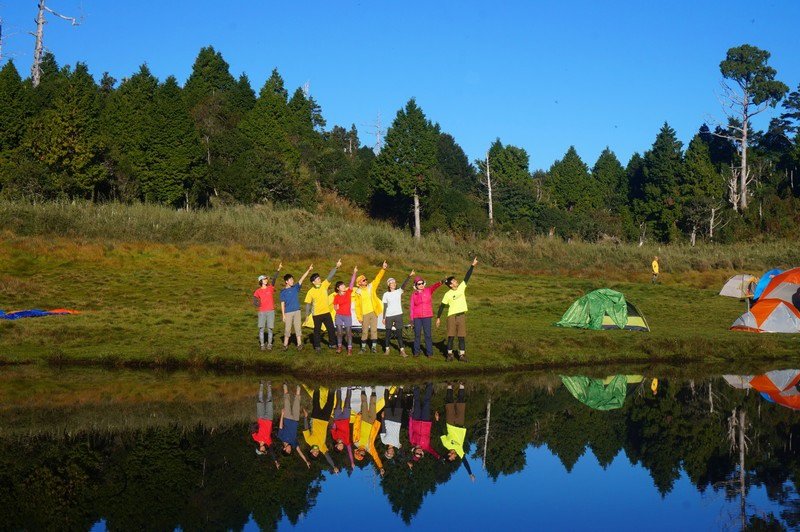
[413,317,433,355]
[412,383,434,421]
[384,387,404,423]
[311,387,335,420]
[312,313,336,348]
[384,315,405,349]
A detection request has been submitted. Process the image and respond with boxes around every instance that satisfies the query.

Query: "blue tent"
[753,269,782,301]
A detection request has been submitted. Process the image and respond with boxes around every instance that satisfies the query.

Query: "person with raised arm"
[280,264,313,351]
[277,383,311,468]
[301,387,339,474]
[436,382,475,482]
[333,266,358,355]
[409,273,446,357]
[382,270,414,357]
[437,257,478,362]
[354,261,388,353]
[304,259,342,352]
[253,261,282,351]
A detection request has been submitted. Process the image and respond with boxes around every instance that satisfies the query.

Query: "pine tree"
[681,134,726,242]
[548,146,595,211]
[372,98,438,239]
[141,76,204,206]
[592,148,627,212]
[638,123,685,242]
[0,61,26,154]
[22,62,107,199]
[475,139,536,226]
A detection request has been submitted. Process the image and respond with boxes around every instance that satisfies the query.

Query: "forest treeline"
[1,45,799,243]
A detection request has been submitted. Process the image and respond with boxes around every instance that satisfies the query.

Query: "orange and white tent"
[731,267,800,333]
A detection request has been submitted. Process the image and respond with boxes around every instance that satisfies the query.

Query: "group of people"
[253,258,479,361]
[250,382,475,481]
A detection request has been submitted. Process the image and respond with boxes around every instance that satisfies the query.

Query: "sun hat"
[386,277,396,285]
[257,275,267,282]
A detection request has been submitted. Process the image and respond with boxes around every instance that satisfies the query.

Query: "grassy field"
[0,201,799,376]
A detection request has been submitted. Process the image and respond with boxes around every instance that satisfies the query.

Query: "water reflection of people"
[353,389,385,476]
[302,387,339,473]
[409,383,440,465]
[278,383,311,467]
[437,382,475,482]
[381,387,404,461]
[331,388,355,470]
[251,381,279,469]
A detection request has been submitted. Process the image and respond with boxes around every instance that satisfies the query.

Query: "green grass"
[1,206,799,376]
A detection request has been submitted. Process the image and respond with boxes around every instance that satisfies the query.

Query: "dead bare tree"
[30,0,81,88]
[0,16,4,61]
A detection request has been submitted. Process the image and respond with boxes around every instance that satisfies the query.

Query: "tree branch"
[44,6,81,26]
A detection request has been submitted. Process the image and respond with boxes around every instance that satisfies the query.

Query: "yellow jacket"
[352,413,384,470]
[354,268,385,321]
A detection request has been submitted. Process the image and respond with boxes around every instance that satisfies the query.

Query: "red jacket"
[409,282,442,320]
[330,418,351,445]
[408,417,440,459]
[251,418,273,445]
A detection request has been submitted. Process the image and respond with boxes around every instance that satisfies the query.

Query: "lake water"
[1,367,798,531]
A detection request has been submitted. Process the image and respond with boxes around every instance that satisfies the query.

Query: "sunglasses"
[415,281,425,286]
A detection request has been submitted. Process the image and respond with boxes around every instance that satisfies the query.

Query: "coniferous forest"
[1,45,799,243]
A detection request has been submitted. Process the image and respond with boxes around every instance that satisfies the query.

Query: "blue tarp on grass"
[0,309,77,320]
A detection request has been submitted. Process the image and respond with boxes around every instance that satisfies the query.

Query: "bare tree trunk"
[708,381,713,414]
[740,105,749,211]
[690,225,697,247]
[709,207,716,240]
[486,151,494,227]
[483,397,491,470]
[739,408,746,530]
[31,0,46,88]
[413,189,421,240]
[638,222,646,246]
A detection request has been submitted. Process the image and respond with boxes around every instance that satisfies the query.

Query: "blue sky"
[1,1,798,171]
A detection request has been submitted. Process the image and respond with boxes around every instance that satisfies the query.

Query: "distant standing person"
[354,261,388,353]
[304,259,342,352]
[437,257,478,362]
[333,266,359,355]
[382,270,414,357]
[409,274,445,357]
[651,256,659,284]
[280,264,313,351]
[253,262,282,350]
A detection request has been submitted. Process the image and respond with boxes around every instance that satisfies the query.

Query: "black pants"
[312,313,336,348]
[412,383,434,421]
[311,387,335,419]
[384,387,404,423]
[384,315,405,349]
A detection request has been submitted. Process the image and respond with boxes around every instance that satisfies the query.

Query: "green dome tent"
[555,288,649,331]
[560,375,629,410]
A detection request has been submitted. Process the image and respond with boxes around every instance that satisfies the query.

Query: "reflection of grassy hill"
[2,201,799,374]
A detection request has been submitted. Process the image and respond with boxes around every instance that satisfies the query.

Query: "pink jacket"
[409,282,442,320]
[408,417,440,459]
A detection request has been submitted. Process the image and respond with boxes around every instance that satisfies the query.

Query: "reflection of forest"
[1,375,799,530]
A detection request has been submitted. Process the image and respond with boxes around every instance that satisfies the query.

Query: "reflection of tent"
[752,269,782,301]
[556,289,649,332]
[560,375,629,410]
[724,370,800,411]
[719,274,756,299]
[730,298,800,333]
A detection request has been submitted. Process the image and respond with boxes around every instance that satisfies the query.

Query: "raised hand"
[382,260,388,270]
[472,257,478,266]
[278,261,283,270]
[336,258,342,268]
[410,269,415,277]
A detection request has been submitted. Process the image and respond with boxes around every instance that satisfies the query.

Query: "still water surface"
[1,367,798,531]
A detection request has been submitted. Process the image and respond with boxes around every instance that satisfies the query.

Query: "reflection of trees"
[2,377,800,528]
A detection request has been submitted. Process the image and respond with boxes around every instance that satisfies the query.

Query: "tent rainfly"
[556,288,650,332]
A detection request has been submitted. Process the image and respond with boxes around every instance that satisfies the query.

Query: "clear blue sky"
[2,1,798,171]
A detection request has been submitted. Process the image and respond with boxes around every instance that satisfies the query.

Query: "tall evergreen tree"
[22,63,107,198]
[592,148,627,212]
[142,76,204,206]
[0,61,26,154]
[475,139,536,226]
[681,134,726,242]
[638,123,685,242]
[372,98,438,239]
[548,146,595,211]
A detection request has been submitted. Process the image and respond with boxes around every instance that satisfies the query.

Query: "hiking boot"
[371,344,377,353]
[360,345,367,354]
[347,346,353,356]
[337,345,343,354]
[446,350,454,362]
[458,351,467,362]
[297,344,304,351]
[260,344,266,351]
[315,347,321,353]
[267,344,273,351]
[283,344,289,351]
[400,348,408,358]
[328,344,336,350]
[384,347,390,355]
